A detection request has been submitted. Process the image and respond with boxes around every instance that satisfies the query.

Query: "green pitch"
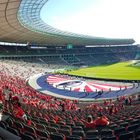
[65,61,140,80]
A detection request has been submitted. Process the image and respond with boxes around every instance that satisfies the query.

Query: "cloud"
[42,0,140,43]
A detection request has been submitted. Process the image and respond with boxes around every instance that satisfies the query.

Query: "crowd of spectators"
[0,60,79,120]
[0,59,140,140]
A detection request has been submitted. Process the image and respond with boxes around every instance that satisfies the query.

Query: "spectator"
[128,96,132,105]
[12,96,31,125]
[0,91,3,103]
[11,96,19,106]
[125,98,129,105]
[109,105,114,115]
[82,115,96,129]
[114,106,118,114]
[95,113,109,126]
[138,94,140,101]
[3,86,11,109]
[13,104,27,120]
[60,102,65,112]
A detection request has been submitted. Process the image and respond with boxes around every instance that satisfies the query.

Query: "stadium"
[0,0,140,140]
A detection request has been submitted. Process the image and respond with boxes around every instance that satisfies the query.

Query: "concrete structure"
[0,0,135,45]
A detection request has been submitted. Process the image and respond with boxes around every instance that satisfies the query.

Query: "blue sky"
[41,0,140,43]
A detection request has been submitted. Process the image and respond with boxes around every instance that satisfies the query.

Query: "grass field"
[65,61,140,80]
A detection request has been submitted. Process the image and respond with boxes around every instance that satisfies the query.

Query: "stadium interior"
[0,0,140,140]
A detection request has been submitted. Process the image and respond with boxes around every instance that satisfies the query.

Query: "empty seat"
[127,124,139,131]
[24,125,36,135]
[100,129,113,137]
[21,133,34,140]
[50,132,64,140]
[135,128,140,138]
[39,120,50,126]
[45,126,57,133]
[7,127,19,136]
[6,118,14,127]
[14,121,24,130]
[130,119,139,125]
[75,122,84,128]
[50,123,60,128]
[114,127,126,136]
[60,125,71,131]
[119,132,134,140]
[58,128,71,136]
[35,129,49,138]
[66,136,81,140]
[109,124,117,129]
[24,131,37,140]
[101,136,116,140]
[72,126,83,131]
[84,138,100,140]
[35,123,46,130]
[119,122,128,127]
[86,130,99,137]
[72,130,85,138]
[0,122,7,129]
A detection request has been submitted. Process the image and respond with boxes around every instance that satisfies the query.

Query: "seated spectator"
[0,91,3,103]
[128,96,132,105]
[125,98,129,105]
[114,107,118,114]
[11,96,19,107]
[12,96,31,125]
[0,127,21,140]
[109,105,114,115]
[95,113,109,126]
[13,103,27,120]
[3,86,11,109]
[82,115,96,129]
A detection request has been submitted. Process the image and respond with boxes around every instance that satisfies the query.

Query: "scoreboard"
[67,44,73,49]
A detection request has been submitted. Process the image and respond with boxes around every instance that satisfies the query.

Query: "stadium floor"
[27,73,140,101]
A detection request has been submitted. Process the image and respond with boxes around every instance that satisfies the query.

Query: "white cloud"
[43,0,140,43]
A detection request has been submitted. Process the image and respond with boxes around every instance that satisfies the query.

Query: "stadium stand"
[0,0,140,139]
[0,45,139,67]
[0,56,140,140]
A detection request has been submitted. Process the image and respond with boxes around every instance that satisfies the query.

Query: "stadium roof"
[0,0,135,46]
